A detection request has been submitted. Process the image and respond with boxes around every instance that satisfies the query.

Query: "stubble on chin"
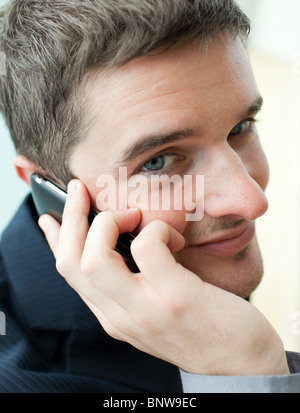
[230,243,264,298]
[176,240,264,299]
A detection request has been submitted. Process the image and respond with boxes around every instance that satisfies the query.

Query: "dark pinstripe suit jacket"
[0,195,182,393]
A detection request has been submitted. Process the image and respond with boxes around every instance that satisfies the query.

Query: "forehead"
[84,36,255,109]
[71,35,258,175]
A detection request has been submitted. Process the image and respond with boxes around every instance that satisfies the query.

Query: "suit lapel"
[1,195,183,392]
[1,195,80,331]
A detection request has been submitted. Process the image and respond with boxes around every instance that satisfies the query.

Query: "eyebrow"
[239,96,263,122]
[118,128,194,163]
[118,96,264,164]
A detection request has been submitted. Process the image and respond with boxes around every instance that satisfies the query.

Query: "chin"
[176,240,264,299]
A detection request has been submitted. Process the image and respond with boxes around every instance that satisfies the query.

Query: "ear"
[13,155,42,186]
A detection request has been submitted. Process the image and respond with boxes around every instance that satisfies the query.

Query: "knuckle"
[138,315,159,335]
[62,201,78,222]
[100,317,126,341]
[80,256,97,275]
[132,293,183,335]
[131,307,157,335]
[55,257,69,277]
[130,236,148,257]
[103,324,121,340]
[164,297,183,318]
[157,291,184,319]
[81,249,115,276]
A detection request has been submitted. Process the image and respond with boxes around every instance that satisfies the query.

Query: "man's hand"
[38,178,289,376]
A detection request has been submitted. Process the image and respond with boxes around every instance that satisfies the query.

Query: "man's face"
[70,35,269,298]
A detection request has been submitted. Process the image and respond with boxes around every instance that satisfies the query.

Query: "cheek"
[127,177,192,236]
[89,176,192,237]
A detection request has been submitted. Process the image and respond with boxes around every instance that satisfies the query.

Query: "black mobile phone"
[30,173,138,273]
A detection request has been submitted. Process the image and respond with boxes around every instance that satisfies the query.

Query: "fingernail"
[38,214,49,231]
[67,179,79,195]
[127,207,141,214]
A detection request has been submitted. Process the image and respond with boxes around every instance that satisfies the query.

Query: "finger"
[80,209,141,299]
[56,179,90,276]
[85,208,141,252]
[38,214,61,258]
[131,220,185,282]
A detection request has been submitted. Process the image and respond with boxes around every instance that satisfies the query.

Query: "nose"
[203,146,268,221]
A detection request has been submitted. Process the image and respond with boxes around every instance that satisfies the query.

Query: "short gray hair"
[0,0,250,185]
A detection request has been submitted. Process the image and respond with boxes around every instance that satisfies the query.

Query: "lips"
[187,221,256,256]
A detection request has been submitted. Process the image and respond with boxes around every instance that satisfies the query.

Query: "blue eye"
[141,154,177,172]
[143,156,165,171]
[229,120,252,136]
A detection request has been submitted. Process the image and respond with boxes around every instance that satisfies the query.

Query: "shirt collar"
[1,195,80,330]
